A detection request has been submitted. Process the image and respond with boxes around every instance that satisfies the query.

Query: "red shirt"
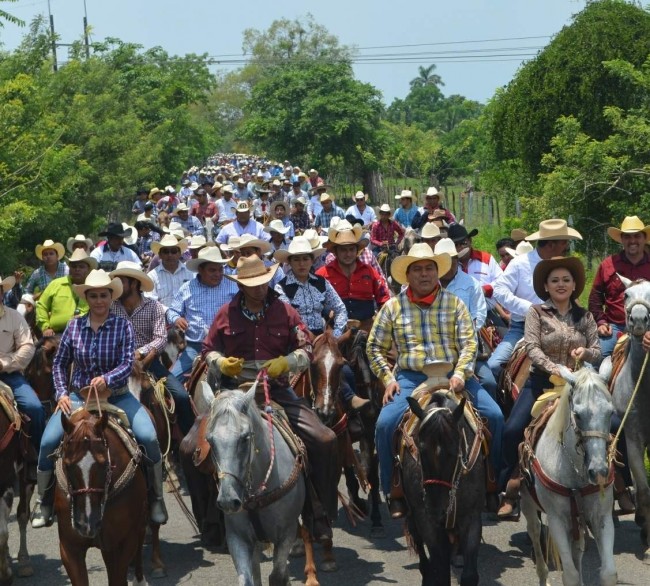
[191,201,217,223]
[588,252,650,326]
[370,220,405,248]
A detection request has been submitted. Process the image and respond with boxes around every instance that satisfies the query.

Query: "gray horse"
[206,386,319,586]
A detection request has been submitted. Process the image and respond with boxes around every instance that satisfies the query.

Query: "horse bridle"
[625,296,650,331]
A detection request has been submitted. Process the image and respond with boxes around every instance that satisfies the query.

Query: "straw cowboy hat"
[264,219,291,236]
[391,243,451,286]
[110,261,154,292]
[319,193,334,203]
[325,223,367,251]
[425,187,440,197]
[395,189,413,201]
[187,235,212,250]
[433,238,459,258]
[378,204,392,214]
[269,200,289,216]
[525,219,582,242]
[354,191,368,202]
[505,241,534,258]
[220,236,241,253]
[607,216,650,243]
[294,196,307,206]
[66,234,93,253]
[302,229,329,248]
[35,239,65,260]
[175,203,190,213]
[150,234,189,255]
[186,246,229,271]
[73,269,123,301]
[230,234,272,255]
[273,236,325,264]
[235,201,250,213]
[510,228,528,242]
[0,274,16,291]
[67,248,98,269]
[421,223,441,240]
[533,256,586,301]
[225,256,279,287]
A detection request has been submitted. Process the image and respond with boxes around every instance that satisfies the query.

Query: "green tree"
[409,64,444,90]
[0,0,24,28]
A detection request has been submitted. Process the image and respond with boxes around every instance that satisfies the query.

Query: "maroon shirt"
[191,201,217,224]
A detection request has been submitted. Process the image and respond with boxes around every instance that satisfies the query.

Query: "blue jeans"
[171,340,202,381]
[598,323,625,359]
[487,320,525,382]
[476,360,497,400]
[149,358,195,436]
[38,391,161,471]
[0,372,45,451]
[465,376,504,474]
[341,363,356,403]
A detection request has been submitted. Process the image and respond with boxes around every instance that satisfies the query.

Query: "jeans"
[598,323,625,359]
[38,391,161,471]
[0,372,45,451]
[149,358,195,436]
[465,376,504,474]
[476,360,497,399]
[340,363,356,403]
[487,320,525,382]
[171,340,202,381]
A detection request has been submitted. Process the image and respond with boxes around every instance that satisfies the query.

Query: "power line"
[354,35,551,51]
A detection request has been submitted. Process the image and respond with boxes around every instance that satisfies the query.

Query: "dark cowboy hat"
[533,256,586,301]
[98,222,134,239]
[345,214,364,227]
[447,223,478,243]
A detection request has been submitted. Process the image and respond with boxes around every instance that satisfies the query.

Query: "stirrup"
[497,496,520,521]
[31,500,53,529]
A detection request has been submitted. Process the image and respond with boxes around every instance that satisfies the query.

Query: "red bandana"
[406,284,440,306]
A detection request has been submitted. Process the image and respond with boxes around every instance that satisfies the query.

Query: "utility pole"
[83,0,90,59]
[48,0,57,71]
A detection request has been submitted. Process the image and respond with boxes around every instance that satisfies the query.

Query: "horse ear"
[453,398,466,424]
[557,365,576,385]
[61,412,73,434]
[617,273,633,289]
[407,396,425,420]
[244,384,256,408]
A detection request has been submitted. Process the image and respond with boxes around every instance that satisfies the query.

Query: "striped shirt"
[175,215,204,236]
[314,206,345,230]
[53,314,135,400]
[215,219,270,245]
[147,263,195,309]
[25,262,68,294]
[111,295,167,357]
[367,287,477,386]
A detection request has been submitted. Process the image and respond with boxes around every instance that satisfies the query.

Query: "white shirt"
[90,244,141,271]
[215,198,238,223]
[215,219,271,244]
[346,204,376,225]
[147,262,195,310]
[444,269,487,329]
[493,248,543,322]
[308,196,323,219]
[462,250,503,310]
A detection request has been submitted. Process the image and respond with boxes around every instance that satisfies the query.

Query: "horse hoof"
[320,560,338,572]
[370,526,386,538]
[151,567,167,579]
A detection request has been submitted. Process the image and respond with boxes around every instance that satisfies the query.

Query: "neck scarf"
[406,283,440,307]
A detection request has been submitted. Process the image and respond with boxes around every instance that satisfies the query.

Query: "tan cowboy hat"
[110,261,154,292]
[525,219,582,242]
[391,243,451,286]
[150,234,189,255]
[510,228,528,242]
[320,192,334,203]
[421,223,441,240]
[67,248,98,269]
[294,196,307,206]
[175,202,190,212]
[269,200,289,216]
[302,229,329,249]
[395,189,413,201]
[433,238,458,258]
[231,234,272,255]
[220,236,241,253]
[533,256,586,301]
[35,239,65,260]
[186,246,229,271]
[187,235,212,250]
[66,234,93,253]
[505,241,534,258]
[607,216,650,243]
[273,236,325,264]
[225,256,279,287]
[264,219,291,236]
[325,224,367,251]
[73,269,123,301]
[0,274,16,291]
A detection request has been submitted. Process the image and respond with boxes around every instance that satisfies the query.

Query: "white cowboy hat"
[319,193,333,203]
[326,224,367,251]
[421,223,441,240]
[525,219,582,242]
[19,293,35,306]
[425,187,439,197]
[294,196,307,206]
[73,269,123,301]
[433,238,458,258]
[505,241,534,258]
[35,239,65,260]
[235,201,250,213]
[302,229,329,249]
[122,223,138,246]
[395,189,413,201]
[110,261,154,292]
[66,234,93,253]
[354,191,367,201]
[230,234,272,255]
[225,256,279,287]
[607,216,650,243]
[186,246,229,271]
[391,243,451,286]
[67,248,98,269]
[378,204,392,214]
[0,274,16,291]
[175,203,190,212]
[273,236,325,264]
[220,236,241,253]
[264,219,291,236]
[150,234,189,255]
[187,235,212,250]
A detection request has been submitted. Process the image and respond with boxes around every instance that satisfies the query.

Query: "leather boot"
[497,477,520,520]
[31,470,54,528]
[150,461,169,524]
[388,462,407,519]
[614,470,635,514]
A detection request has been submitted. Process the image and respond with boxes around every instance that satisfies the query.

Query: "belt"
[70,385,129,397]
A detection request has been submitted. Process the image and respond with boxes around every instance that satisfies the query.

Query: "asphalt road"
[8,481,650,585]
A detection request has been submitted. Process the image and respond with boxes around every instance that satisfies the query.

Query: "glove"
[217,356,244,377]
[262,356,290,378]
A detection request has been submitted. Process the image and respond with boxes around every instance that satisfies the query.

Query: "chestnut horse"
[56,408,148,586]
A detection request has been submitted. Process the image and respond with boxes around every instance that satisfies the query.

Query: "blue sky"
[1,0,586,104]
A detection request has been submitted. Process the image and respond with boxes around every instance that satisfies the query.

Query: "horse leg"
[458,513,481,586]
[343,466,366,516]
[252,543,263,586]
[320,537,337,573]
[367,450,384,537]
[520,492,549,586]
[569,529,585,585]
[16,479,34,578]
[0,488,14,586]
[270,527,298,586]
[300,523,320,586]
[149,521,166,578]
[60,542,90,586]
[587,495,617,586]
[624,433,650,558]
[226,531,257,586]
[545,515,580,586]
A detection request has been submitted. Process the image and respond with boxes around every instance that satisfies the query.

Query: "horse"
[0,382,35,585]
[520,366,616,586]
[56,405,148,586]
[403,390,485,586]
[377,245,401,295]
[606,276,650,560]
[24,335,60,417]
[399,227,417,255]
[206,384,319,586]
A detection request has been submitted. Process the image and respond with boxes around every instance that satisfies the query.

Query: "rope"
[254,369,276,495]
[153,376,175,457]
[83,383,102,416]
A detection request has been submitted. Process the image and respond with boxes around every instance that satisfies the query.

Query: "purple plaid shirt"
[53,314,135,400]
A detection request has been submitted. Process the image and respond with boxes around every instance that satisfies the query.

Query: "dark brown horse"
[56,408,148,586]
[24,335,59,417]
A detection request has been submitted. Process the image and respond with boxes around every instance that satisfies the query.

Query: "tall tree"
[409,64,444,90]
[0,0,23,28]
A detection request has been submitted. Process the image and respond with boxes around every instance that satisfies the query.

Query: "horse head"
[621,276,650,337]
[25,335,60,404]
[160,325,186,371]
[310,332,345,426]
[407,393,465,523]
[60,409,111,538]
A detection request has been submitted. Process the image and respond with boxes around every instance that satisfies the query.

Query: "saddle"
[0,382,22,432]
[498,338,531,409]
[0,382,28,456]
[609,333,629,393]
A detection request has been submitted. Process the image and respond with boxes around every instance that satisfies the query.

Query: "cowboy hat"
[273,236,325,264]
[302,229,329,249]
[35,239,65,260]
[294,196,307,206]
[533,256,585,301]
[187,235,212,250]
[186,246,228,271]
[230,234,272,255]
[354,191,367,201]
[225,256,279,287]
[395,189,413,201]
[264,219,291,236]
[378,204,392,214]
[220,236,241,253]
[270,200,289,216]
[433,238,458,258]
[67,248,98,269]
[525,219,582,242]
[122,223,138,246]
[150,234,189,255]
[319,193,334,203]
[175,203,190,212]
[447,224,478,243]
[149,187,161,198]
[309,184,332,194]
[110,261,154,292]
[235,201,250,213]
[0,274,16,291]
[73,269,123,301]
[425,187,440,197]
[66,234,93,253]
[505,241,534,258]
[391,243,451,286]
[421,223,441,240]
[222,184,235,195]
[99,222,134,239]
[606,216,650,243]
[326,224,367,251]
[510,228,528,242]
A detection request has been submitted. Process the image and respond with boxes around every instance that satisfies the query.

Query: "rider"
[410,187,456,230]
[366,243,477,519]
[90,223,141,272]
[34,269,167,528]
[313,193,345,233]
[215,201,270,245]
[393,190,417,229]
[147,234,194,310]
[202,255,339,542]
[25,239,69,299]
[370,204,405,256]
[346,192,377,226]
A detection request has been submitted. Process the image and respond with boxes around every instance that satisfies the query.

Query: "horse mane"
[209,391,260,432]
[26,335,58,375]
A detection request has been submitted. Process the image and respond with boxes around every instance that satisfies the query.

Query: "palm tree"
[0,0,25,28]
[409,64,444,90]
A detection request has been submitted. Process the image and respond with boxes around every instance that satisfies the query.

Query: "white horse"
[520,366,616,586]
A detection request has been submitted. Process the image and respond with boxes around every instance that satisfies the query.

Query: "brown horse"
[0,384,35,585]
[24,335,59,417]
[56,408,148,586]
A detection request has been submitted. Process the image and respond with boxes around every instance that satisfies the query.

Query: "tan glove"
[217,356,244,377]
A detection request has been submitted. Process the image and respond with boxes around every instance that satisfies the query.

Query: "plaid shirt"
[137,232,160,258]
[314,206,345,230]
[367,287,477,386]
[53,314,135,400]
[25,262,68,294]
[370,220,405,248]
[290,210,311,233]
[111,295,167,357]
